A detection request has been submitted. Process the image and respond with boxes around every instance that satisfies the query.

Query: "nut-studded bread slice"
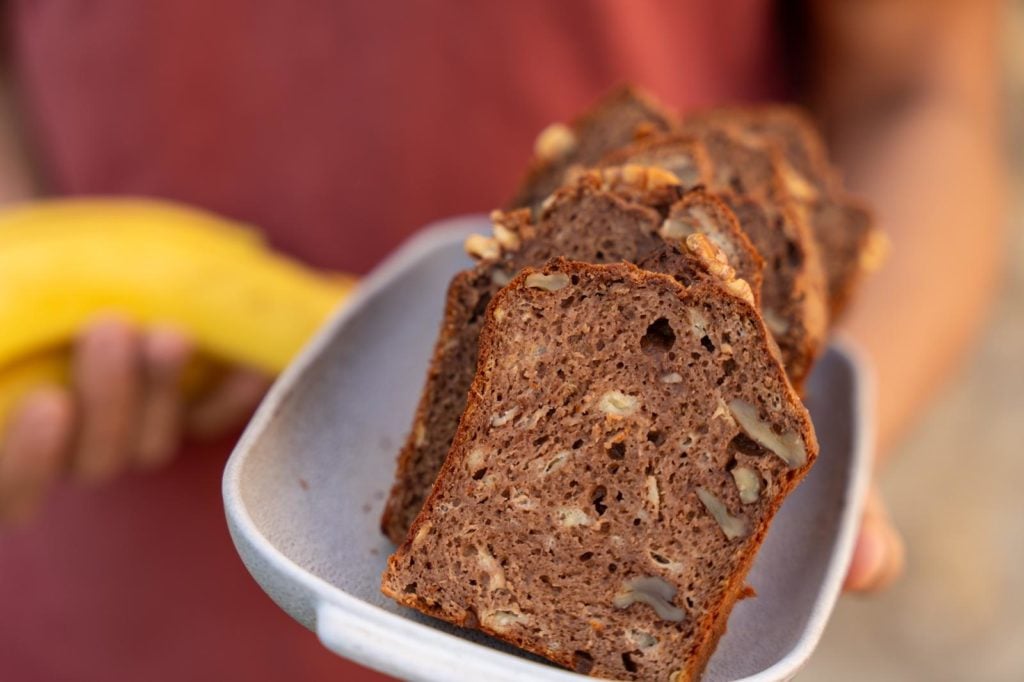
[508,86,685,211]
[598,136,763,304]
[687,105,883,319]
[382,259,818,682]
[688,105,830,191]
[599,133,712,195]
[806,197,882,319]
[637,235,758,324]
[606,128,828,385]
[380,167,763,544]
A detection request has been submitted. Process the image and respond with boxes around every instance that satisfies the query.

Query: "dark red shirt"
[1,2,787,680]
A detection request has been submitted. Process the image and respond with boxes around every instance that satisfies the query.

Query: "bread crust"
[380,267,500,541]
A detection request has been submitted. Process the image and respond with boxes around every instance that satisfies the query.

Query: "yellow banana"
[0,198,357,434]
[0,198,265,251]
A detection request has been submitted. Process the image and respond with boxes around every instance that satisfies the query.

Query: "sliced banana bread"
[599,132,712,195]
[381,167,763,544]
[508,86,682,211]
[382,258,818,682]
[688,105,882,319]
[805,197,882,319]
[688,105,829,191]
[606,128,828,385]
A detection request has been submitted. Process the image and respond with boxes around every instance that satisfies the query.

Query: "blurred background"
[806,3,1024,680]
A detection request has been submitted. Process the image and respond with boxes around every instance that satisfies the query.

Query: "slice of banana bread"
[688,105,829,191]
[381,167,763,544]
[688,106,882,319]
[605,128,828,385]
[657,190,763,306]
[806,197,882,319]
[382,259,818,682]
[748,112,882,320]
[508,86,681,211]
[599,133,713,195]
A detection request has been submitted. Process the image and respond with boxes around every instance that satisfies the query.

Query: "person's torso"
[1,2,786,680]
[11,0,787,273]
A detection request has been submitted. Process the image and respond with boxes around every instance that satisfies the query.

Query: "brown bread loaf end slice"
[381,167,762,544]
[382,258,818,681]
[508,86,682,211]
[806,196,881,319]
[687,105,830,189]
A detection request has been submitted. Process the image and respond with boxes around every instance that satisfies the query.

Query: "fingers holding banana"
[72,317,145,483]
[0,198,355,526]
[0,388,73,523]
[0,318,271,525]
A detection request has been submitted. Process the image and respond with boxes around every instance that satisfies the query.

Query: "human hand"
[844,482,905,592]
[0,316,271,523]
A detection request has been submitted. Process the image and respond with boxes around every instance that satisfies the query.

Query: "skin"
[0,318,270,523]
[0,2,1008,599]
[808,0,1007,592]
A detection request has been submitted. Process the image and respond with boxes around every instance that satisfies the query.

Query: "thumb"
[844,482,906,593]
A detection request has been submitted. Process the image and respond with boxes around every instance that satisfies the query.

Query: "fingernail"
[144,327,193,369]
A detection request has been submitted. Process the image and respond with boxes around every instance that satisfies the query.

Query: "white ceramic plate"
[223,216,873,682]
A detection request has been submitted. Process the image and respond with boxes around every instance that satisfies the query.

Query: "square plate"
[223,216,873,681]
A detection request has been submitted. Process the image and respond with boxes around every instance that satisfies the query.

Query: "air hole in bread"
[640,317,676,353]
[730,433,767,457]
[573,651,594,674]
[592,486,608,515]
[786,239,802,267]
[651,551,671,565]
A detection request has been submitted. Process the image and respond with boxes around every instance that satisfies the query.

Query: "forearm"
[839,104,1007,454]
[807,0,1008,453]
[0,60,38,202]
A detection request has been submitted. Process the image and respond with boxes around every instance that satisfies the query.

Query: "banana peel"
[0,198,357,434]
